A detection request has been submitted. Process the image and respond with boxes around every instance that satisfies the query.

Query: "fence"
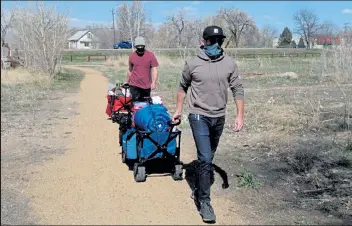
[63,52,322,63]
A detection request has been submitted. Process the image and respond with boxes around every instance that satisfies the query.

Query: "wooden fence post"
[71,55,73,62]
[88,55,90,62]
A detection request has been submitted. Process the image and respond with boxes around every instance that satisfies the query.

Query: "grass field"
[94,53,330,88]
[88,46,351,223]
[61,48,322,64]
[2,44,350,224]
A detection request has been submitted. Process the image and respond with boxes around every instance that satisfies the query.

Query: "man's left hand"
[151,82,156,90]
[233,115,244,132]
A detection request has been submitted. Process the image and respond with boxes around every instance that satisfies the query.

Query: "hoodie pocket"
[194,92,226,112]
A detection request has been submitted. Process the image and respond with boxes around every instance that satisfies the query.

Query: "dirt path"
[26,66,246,225]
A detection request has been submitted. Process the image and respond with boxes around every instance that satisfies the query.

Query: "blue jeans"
[188,113,225,202]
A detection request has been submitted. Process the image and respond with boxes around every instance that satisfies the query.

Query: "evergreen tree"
[291,40,297,48]
[278,27,292,47]
[297,37,305,48]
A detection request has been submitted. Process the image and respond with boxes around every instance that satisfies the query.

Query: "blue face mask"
[204,43,222,57]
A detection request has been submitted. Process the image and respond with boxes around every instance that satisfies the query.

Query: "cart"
[106,83,183,182]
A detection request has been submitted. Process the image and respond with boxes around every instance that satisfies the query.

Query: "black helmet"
[202,26,226,40]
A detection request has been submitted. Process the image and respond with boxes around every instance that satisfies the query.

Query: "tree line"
[74,1,351,50]
[1,1,352,75]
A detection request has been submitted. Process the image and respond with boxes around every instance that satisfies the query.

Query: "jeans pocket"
[188,113,201,121]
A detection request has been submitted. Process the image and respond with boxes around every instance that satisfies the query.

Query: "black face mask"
[136,46,145,55]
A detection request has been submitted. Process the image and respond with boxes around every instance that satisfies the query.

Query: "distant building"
[272,37,279,48]
[68,30,100,49]
[312,35,341,48]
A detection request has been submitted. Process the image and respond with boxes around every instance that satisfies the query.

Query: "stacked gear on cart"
[106,83,134,146]
[106,83,183,182]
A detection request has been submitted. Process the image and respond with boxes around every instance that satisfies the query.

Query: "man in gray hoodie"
[172,25,244,223]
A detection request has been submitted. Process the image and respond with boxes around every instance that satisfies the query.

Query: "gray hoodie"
[179,47,244,118]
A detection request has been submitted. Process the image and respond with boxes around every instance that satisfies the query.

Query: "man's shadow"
[183,160,230,195]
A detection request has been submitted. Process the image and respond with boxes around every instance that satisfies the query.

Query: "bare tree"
[341,23,352,45]
[1,8,15,47]
[167,10,185,47]
[143,23,157,49]
[217,7,255,47]
[116,1,146,48]
[293,9,319,49]
[241,25,261,47]
[188,19,205,46]
[86,24,114,49]
[150,22,178,48]
[11,1,70,76]
[259,25,278,48]
[318,21,339,36]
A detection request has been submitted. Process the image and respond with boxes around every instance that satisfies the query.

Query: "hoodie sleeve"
[179,61,192,93]
[228,61,244,100]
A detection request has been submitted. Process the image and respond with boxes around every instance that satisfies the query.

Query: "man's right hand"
[172,111,182,124]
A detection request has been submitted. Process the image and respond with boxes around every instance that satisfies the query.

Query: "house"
[272,37,279,48]
[68,30,100,49]
[312,35,341,48]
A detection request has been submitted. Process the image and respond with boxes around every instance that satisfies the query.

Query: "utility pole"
[111,8,116,44]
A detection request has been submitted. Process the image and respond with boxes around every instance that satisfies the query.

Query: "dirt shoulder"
[1,68,83,224]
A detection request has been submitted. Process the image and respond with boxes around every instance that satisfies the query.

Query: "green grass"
[51,68,84,91]
[237,169,263,189]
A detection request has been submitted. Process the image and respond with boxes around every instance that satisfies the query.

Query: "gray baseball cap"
[134,36,145,46]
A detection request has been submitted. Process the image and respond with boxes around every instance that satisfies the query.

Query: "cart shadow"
[183,160,230,192]
[124,157,176,176]
[121,154,230,189]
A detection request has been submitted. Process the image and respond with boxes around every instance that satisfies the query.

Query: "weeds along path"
[26,66,246,225]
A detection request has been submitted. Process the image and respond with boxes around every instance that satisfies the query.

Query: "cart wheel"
[134,164,146,182]
[172,164,183,181]
[121,149,126,163]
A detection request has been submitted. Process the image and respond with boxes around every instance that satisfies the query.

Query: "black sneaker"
[199,201,216,223]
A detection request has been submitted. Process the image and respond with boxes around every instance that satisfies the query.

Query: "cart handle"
[120,83,130,89]
[168,119,181,126]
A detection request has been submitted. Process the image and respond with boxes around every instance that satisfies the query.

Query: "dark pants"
[129,85,151,102]
[188,113,225,202]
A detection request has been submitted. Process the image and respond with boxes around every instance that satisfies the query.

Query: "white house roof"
[68,30,90,41]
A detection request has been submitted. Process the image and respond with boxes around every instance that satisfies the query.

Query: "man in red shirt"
[125,36,159,101]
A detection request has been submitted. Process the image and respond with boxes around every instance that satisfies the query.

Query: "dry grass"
[224,45,351,220]
[104,54,185,69]
[1,68,51,88]
[320,43,352,84]
[104,55,129,68]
